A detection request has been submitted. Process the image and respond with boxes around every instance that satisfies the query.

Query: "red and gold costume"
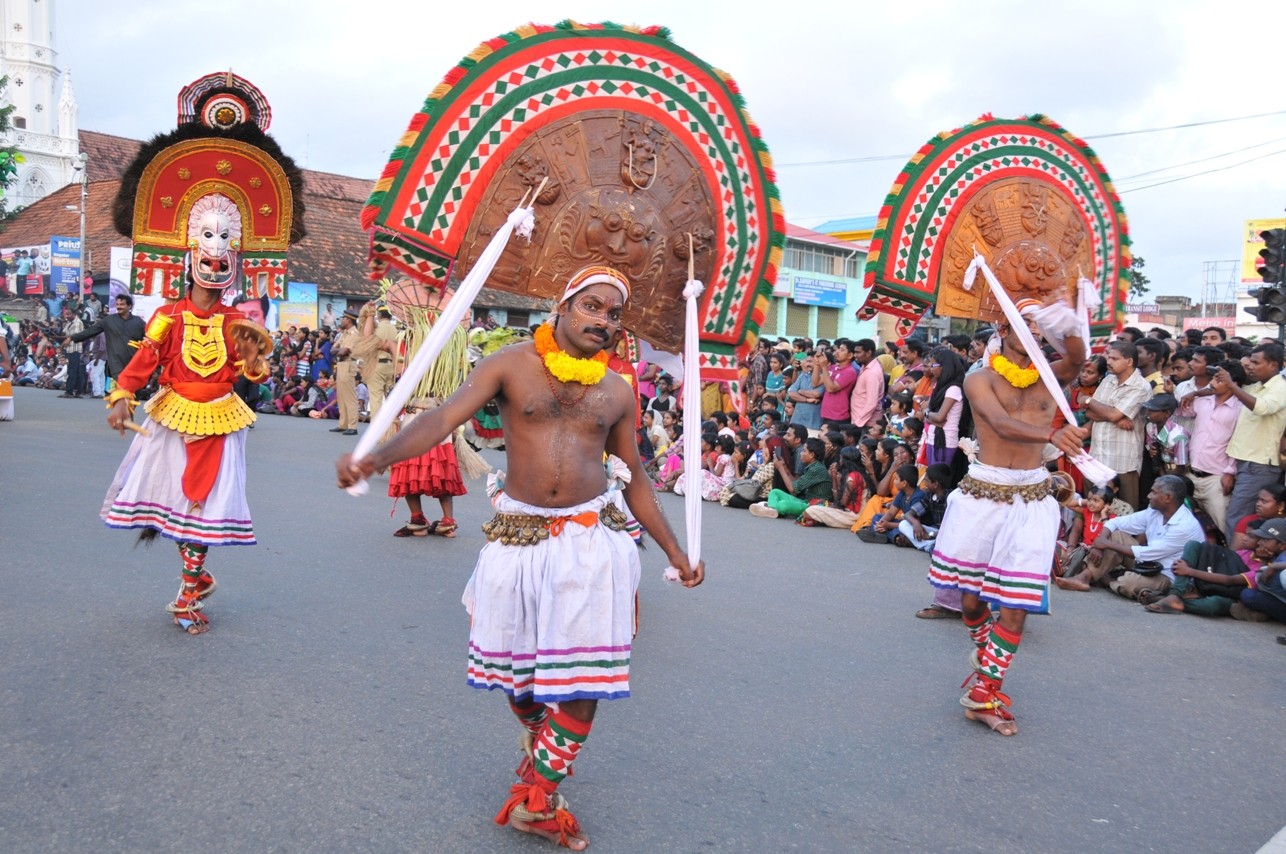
[101,72,303,634]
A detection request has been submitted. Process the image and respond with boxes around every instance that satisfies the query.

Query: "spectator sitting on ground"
[857,463,923,544]
[799,445,867,529]
[895,463,952,551]
[749,437,833,519]
[1058,484,1118,579]
[1228,484,1286,552]
[1055,474,1204,600]
[1232,519,1286,623]
[900,416,923,460]
[1141,519,1286,618]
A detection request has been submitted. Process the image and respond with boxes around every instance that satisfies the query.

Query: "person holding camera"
[810,338,857,428]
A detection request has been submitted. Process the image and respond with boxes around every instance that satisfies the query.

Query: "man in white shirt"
[1056,475,1203,600]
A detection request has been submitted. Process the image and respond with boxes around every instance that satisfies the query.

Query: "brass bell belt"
[482,503,630,546]
[958,475,1052,504]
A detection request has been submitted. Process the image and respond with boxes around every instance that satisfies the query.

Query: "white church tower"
[0,0,81,208]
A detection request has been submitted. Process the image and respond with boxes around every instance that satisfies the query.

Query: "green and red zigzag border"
[862,113,1131,341]
[360,20,784,378]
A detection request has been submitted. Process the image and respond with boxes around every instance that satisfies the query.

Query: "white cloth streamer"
[663,278,705,582]
[346,203,536,495]
[962,254,1115,487]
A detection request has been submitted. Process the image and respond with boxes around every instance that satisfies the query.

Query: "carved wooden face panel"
[936,176,1094,321]
[455,109,718,352]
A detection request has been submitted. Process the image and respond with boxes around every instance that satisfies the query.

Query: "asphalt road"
[2,387,1283,853]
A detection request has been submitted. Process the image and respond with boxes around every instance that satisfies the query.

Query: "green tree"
[1129,255,1150,299]
[0,75,24,220]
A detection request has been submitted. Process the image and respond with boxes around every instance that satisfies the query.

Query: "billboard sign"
[1242,218,1286,283]
[50,236,81,296]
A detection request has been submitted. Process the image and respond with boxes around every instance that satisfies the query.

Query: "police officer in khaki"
[367,305,398,419]
[329,309,361,436]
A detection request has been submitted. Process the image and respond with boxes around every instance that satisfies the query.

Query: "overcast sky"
[51,0,1286,304]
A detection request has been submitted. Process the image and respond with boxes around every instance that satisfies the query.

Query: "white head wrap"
[560,265,630,304]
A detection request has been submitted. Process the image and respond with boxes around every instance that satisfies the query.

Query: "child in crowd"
[895,463,951,551]
[900,416,923,460]
[858,463,923,543]
[886,392,913,434]
[1058,485,1117,578]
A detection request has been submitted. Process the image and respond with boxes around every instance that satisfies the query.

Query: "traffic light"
[1248,229,1286,324]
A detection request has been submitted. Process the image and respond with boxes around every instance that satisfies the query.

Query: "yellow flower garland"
[989,353,1040,388]
[534,323,609,385]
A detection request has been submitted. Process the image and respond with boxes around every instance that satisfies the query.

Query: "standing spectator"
[849,338,885,429]
[636,359,660,411]
[785,353,824,432]
[367,307,398,419]
[1141,393,1189,477]
[1179,360,1245,536]
[329,310,361,435]
[85,330,107,397]
[59,307,87,398]
[83,291,102,322]
[1222,343,1286,533]
[1201,326,1227,346]
[1085,340,1152,509]
[811,338,857,428]
[1172,346,1220,434]
[1135,337,1168,394]
[292,328,313,378]
[647,375,675,414]
[747,338,771,394]
[921,347,966,470]
[69,294,146,387]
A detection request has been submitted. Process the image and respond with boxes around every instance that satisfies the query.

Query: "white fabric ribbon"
[663,278,705,582]
[964,253,1115,487]
[346,203,536,495]
[1076,275,1101,346]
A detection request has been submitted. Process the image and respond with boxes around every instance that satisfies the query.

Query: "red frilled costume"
[101,72,304,633]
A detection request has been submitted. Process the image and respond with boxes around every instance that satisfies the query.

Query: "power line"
[1116,146,1286,193]
[1113,135,1286,182]
[776,108,1286,169]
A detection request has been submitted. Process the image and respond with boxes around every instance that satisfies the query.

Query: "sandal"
[393,521,430,537]
[428,517,458,538]
[915,605,960,620]
[960,672,1017,736]
[166,586,210,635]
[495,784,587,850]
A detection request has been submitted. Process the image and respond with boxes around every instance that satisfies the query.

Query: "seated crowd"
[637,324,1286,626]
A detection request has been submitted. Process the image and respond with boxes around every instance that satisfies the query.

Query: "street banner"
[50,236,81,296]
[1241,218,1286,283]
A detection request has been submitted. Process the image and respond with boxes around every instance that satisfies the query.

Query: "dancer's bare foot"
[509,814,589,850]
[964,707,1018,736]
[1053,573,1091,592]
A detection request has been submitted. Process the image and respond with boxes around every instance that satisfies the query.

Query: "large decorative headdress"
[360,21,783,383]
[112,71,305,300]
[862,114,1130,343]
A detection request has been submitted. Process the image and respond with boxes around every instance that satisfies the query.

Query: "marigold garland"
[534,323,609,385]
[989,353,1041,388]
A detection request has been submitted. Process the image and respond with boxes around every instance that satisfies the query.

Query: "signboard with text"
[50,236,81,296]
[1182,316,1236,331]
[1242,218,1286,283]
[791,273,848,308]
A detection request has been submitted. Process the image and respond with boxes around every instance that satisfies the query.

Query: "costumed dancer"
[100,72,303,634]
[927,298,1087,734]
[383,282,490,538]
[338,266,703,850]
[102,196,273,634]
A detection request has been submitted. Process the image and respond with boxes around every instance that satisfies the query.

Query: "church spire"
[57,63,75,140]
